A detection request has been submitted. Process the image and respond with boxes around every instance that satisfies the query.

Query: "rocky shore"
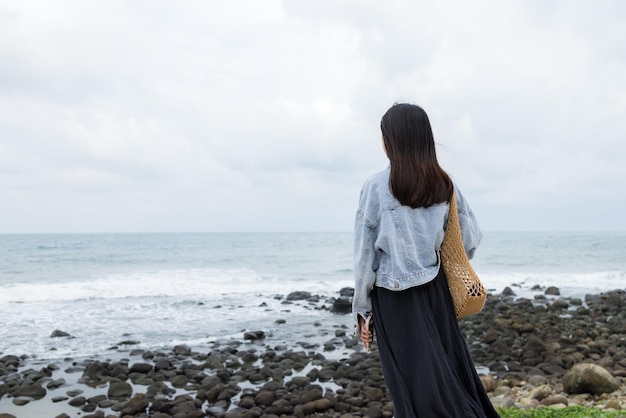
[2,287,626,417]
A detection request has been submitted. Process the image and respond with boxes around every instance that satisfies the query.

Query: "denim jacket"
[352,166,482,328]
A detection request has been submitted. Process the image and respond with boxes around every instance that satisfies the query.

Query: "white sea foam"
[0,265,353,360]
[0,267,353,304]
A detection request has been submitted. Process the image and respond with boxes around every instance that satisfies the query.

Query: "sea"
[1,231,625,363]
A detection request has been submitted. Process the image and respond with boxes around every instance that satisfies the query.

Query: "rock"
[314,398,333,412]
[550,298,570,310]
[308,294,321,302]
[88,394,106,404]
[562,363,620,395]
[241,396,257,409]
[171,375,188,388]
[541,395,568,406]
[605,399,622,410]
[154,358,172,371]
[50,330,71,338]
[545,286,560,295]
[523,336,547,354]
[107,381,133,400]
[518,396,539,408]
[171,395,202,415]
[602,292,622,307]
[117,340,140,346]
[68,396,87,406]
[83,412,105,418]
[80,402,97,412]
[150,398,173,413]
[364,387,384,401]
[1,383,11,399]
[300,387,322,403]
[254,390,275,407]
[206,405,226,417]
[12,384,46,400]
[302,398,332,414]
[243,330,265,340]
[0,355,20,379]
[265,398,292,415]
[46,378,66,389]
[493,386,511,397]
[528,384,552,401]
[331,296,352,314]
[286,291,312,301]
[479,375,496,392]
[98,399,117,408]
[502,287,516,296]
[79,361,109,384]
[51,396,69,402]
[339,287,354,297]
[482,329,498,344]
[130,362,153,373]
[527,375,548,386]
[121,393,150,415]
[173,344,192,356]
[364,404,383,418]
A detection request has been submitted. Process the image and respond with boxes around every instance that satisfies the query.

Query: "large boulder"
[562,363,620,395]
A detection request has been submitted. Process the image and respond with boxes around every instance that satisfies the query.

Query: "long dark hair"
[380,103,453,208]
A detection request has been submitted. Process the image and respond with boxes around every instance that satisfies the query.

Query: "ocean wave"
[0,267,352,304]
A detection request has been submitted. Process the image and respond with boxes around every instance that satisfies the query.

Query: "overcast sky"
[1,1,625,233]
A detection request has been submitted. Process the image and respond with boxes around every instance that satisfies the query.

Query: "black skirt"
[371,268,500,418]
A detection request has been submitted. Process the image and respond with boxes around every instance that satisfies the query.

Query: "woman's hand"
[359,314,374,351]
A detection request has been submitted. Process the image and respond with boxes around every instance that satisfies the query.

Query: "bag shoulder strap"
[445,188,461,236]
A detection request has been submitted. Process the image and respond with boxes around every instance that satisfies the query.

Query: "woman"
[352,103,499,417]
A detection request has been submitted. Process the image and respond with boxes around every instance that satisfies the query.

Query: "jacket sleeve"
[352,208,378,334]
[455,186,483,260]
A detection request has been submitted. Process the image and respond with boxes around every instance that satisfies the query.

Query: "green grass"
[497,406,625,417]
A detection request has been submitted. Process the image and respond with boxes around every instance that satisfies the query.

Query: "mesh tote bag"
[440,189,487,318]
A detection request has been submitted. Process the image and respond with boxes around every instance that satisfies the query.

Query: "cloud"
[1,0,625,232]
